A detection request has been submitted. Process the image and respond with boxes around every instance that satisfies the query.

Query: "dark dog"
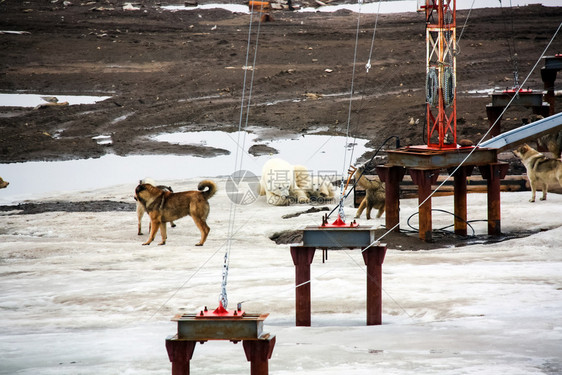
[135,180,217,246]
[135,178,175,235]
[537,130,562,158]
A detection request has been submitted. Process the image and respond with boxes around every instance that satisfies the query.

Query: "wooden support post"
[485,105,504,140]
[361,245,387,325]
[243,336,276,375]
[479,163,508,236]
[376,166,405,232]
[165,337,196,375]
[451,165,473,236]
[290,246,316,326]
[409,169,440,241]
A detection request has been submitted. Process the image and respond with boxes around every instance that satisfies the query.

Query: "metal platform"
[172,311,269,341]
[385,146,497,170]
[377,146,507,241]
[302,225,377,249]
[489,89,546,107]
[165,304,275,374]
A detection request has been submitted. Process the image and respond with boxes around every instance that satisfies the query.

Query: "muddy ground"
[1,1,561,165]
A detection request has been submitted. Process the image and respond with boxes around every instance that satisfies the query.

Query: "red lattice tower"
[421,0,457,149]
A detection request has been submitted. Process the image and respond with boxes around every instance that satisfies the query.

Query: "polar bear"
[309,175,335,202]
[293,164,312,191]
[259,158,309,205]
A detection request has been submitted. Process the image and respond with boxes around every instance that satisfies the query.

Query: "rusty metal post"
[541,67,557,115]
[485,105,504,140]
[166,337,196,375]
[243,336,276,375]
[451,165,473,236]
[409,169,440,241]
[479,163,508,236]
[532,104,551,118]
[376,166,405,232]
[361,245,387,325]
[290,246,316,326]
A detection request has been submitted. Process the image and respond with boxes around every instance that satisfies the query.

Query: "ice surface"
[1,1,562,371]
[1,179,561,374]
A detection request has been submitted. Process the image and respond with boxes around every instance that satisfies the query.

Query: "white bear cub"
[259,158,309,205]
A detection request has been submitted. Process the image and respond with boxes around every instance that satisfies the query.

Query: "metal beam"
[386,147,497,169]
[543,55,562,70]
[490,91,544,107]
[479,112,562,151]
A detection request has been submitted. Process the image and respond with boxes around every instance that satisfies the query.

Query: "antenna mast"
[422,0,457,149]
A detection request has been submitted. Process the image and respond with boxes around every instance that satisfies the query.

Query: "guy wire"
[341,0,364,180]
[457,0,475,44]
[221,7,264,308]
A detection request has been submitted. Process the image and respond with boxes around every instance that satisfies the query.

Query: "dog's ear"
[167,186,173,192]
[135,184,146,195]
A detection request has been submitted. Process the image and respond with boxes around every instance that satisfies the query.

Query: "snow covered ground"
[1,178,561,374]
[162,0,562,14]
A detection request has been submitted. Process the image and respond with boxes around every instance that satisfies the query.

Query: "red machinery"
[248,1,273,22]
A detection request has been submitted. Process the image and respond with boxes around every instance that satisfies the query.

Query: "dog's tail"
[198,180,217,200]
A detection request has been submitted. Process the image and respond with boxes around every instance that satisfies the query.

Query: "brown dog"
[353,165,385,220]
[135,180,217,246]
[0,177,8,189]
[514,144,562,202]
[134,178,176,235]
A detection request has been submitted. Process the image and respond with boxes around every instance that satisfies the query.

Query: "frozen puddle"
[151,130,367,172]
[92,135,113,145]
[0,30,30,35]
[0,130,370,204]
[0,93,111,107]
